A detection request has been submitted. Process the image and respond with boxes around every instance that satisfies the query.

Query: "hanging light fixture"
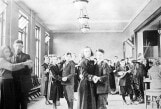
[73,0,88,10]
[158,20,161,35]
[81,24,90,33]
[78,9,89,24]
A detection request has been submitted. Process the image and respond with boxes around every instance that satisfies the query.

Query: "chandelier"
[78,9,89,24]
[74,0,90,33]
[81,24,90,33]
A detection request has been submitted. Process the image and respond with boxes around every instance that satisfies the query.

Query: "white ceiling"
[18,0,151,33]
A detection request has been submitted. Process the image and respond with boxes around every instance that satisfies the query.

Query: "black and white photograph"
[0,0,161,109]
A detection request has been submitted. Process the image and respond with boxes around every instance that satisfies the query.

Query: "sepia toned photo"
[0,0,161,109]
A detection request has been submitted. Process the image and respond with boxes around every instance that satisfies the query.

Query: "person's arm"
[98,63,109,83]
[0,58,25,71]
[80,59,94,81]
[67,62,75,79]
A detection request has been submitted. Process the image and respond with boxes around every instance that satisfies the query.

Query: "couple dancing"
[78,47,110,109]
[0,39,33,109]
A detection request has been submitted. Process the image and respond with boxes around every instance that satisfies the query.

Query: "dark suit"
[95,61,110,109]
[95,61,110,94]
[62,60,75,109]
[12,51,32,109]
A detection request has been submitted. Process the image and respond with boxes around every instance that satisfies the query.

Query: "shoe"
[45,100,49,105]
[133,101,139,105]
[56,101,60,106]
[48,100,53,105]
[123,100,128,105]
[128,100,134,105]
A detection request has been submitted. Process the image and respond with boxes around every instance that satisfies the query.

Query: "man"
[113,56,120,94]
[41,56,52,105]
[62,52,75,109]
[95,49,110,109]
[118,59,133,104]
[12,39,33,109]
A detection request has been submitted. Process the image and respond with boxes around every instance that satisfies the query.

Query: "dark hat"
[132,60,139,63]
[14,39,23,44]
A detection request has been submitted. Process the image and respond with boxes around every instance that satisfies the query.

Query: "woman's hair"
[81,46,94,58]
[0,45,13,59]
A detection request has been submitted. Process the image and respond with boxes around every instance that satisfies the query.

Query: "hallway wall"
[51,32,125,59]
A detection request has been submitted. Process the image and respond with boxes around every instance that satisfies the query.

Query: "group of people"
[0,40,160,109]
[0,39,33,109]
[41,46,161,109]
[41,47,110,109]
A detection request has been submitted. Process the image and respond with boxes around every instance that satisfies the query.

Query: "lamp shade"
[73,0,88,10]
[78,15,89,24]
[81,24,90,33]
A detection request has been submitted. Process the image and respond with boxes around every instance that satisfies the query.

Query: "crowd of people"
[40,46,161,109]
[0,40,161,109]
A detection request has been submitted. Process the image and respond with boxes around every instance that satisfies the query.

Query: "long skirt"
[97,94,108,109]
[49,82,60,103]
[109,72,116,91]
[1,79,16,109]
[77,79,96,109]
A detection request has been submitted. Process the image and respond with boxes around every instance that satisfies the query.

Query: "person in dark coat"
[0,45,32,109]
[62,52,75,109]
[12,40,33,109]
[48,56,62,109]
[77,46,97,109]
[132,60,145,103]
[118,59,133,105]
[95,49,110,109]
[41,56,52,105]
[113,56,120,94]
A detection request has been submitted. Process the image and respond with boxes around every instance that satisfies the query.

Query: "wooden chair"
[145,89,161,109]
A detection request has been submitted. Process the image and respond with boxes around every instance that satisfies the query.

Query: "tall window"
[0,10,6,46]
[18,11,29,53]
[45,32,50,55]
[143,30,159,58]
[35,26,41,77]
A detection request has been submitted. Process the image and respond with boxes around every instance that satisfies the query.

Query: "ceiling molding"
[123,0,152,32]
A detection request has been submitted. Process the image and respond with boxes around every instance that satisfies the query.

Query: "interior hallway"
[28,93,146,109]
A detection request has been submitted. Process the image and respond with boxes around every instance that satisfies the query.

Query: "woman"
[0,45,32,109]
[48,56,61,109]
[41,56,52,105]
[148,59,161,89]
[77,46,97,109]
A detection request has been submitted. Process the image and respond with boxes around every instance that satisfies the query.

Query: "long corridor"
[28,93,146,109]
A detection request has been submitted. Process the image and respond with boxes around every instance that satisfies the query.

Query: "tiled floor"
[28,93,151,109]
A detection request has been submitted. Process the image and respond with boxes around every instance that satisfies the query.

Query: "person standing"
[77,46,97,109]
[118,59,133,104]
[62,52,75,109]
[12,40,33,109]
[113,56,120,94]
[0,45,32,109]
[41,56,52,105]
[95,49,110,109]
[48,56,62,109]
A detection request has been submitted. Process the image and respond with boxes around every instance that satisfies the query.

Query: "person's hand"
[92,76,99,83]
[79,74,83,80]
[46,69,50,72]
[62,77,68,81]
[24,60,33,68]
